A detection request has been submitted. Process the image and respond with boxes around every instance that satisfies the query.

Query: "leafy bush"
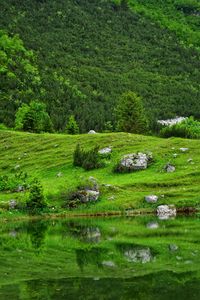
[15,101,54,133]
[26,180,47,212]
[73,144,103,170]
[0,172,29,192]
[160,117,200,139]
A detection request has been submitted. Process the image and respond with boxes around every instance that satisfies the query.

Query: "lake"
[0,215,200,299]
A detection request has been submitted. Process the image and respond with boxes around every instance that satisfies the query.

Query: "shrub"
[26,180,47,212]
[160,117,200,139]
[73,144,103,170]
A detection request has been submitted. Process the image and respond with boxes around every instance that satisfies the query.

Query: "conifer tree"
[116,91,148,134]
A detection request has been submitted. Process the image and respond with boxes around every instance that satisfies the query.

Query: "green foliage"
[0,172,29,192]
[160,117,200,139]
[15,101,53,133]
[73,144,103,170]
[0,0,200,131]
[0,123,8,130]
[26,179,47,212]
[0,30,41,126]
[116,91,149,134]
[66,115,79,135]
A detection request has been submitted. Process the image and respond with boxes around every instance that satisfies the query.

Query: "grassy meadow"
[0,130,200,216]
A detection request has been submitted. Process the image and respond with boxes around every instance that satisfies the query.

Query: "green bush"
[73,144,103,170]
[26,180,47,212]
[15,101,54,133]
[160,117,200,139]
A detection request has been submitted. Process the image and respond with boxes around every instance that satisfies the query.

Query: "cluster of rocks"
[70,177,100,204]
[116,152,153,173]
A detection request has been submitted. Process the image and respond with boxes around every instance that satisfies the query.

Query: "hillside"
[0,130,200,214]
[0,0,200,131]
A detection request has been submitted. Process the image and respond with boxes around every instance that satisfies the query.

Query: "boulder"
[77,189,100,203]
[145,195,158,203]
[157,205,176,220]
[88,130,96,134]
[116,152,153,172]
[165,163,176,173]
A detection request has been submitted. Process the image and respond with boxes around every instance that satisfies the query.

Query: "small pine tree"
[66,115,79,134]
[26,180,47,212]
[116,91,149,134]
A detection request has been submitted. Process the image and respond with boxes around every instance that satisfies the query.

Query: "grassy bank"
[0,130,200,216]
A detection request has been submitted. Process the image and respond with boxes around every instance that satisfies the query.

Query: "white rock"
[157,205,176,220]
[180,148,189,152]
[88,130,96,134]
[98,147,112,155]
[145,195,158,203]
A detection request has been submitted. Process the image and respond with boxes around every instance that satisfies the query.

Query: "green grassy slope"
[0,130,200,213]
[0,0,200,131]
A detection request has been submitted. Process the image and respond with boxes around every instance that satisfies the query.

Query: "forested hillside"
[0,0,200,132]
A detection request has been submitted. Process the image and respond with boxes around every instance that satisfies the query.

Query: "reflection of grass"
[0,130,200,214]
[0,216,200,288]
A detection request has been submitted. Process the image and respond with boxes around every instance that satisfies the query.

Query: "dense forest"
[0,0,200,132]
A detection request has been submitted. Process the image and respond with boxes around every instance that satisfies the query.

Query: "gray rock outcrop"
[157,205,176,220]
[116,152,153,172]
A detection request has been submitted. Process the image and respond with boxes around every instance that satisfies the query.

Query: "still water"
[0,216,200,299]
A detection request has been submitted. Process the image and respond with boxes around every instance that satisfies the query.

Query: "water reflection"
[0,216,200,299]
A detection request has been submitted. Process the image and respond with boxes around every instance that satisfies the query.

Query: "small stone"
[180,148,189,152]
[102,261,116,267]
[145,195,158,203]
[14,164,20,170]
[187,158,193,163]
[56,172,63,177]
[16,185,24,192]
[169,244,179,252]
[165,163,176,173]
[98,147,112,155]
[108,196,115,201]
[173,153,178,158]
[146,221,159,229]
[88,130,96,134]
[9,199,17,209]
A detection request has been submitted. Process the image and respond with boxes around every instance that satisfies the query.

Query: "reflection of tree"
[76,247,107,271]
[26,220,48,251]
